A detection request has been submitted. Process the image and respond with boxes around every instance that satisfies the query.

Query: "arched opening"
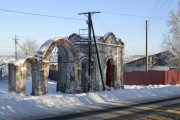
[25,62,32,95]
[106,59,115,88]
[80,59,89,93]
[57,45,69,92]
[57,44,75,92]
[35,38,77,94]
[23,58,41,96]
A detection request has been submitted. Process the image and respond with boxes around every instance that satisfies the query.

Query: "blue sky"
[0,0,179,56]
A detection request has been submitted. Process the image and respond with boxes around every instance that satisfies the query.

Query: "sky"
[0,0,179,57]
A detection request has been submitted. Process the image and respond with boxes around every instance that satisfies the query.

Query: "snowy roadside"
[0,80,180,120]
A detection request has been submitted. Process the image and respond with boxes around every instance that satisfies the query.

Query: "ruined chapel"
[8,32,124,95]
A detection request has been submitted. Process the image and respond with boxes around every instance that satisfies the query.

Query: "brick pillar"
[31,64,42,96]
[21,67,27,94]
[8,64,15,91]
[42,61,49,94]
[15,66,21,93]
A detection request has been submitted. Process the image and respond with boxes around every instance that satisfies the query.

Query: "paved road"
[38,96,180,120]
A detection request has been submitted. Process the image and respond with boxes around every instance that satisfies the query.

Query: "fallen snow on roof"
[153,66,169,71]
[11,58,27,66]
[10,56,33,66]
[78,52,87,59]
[103,32,113,40]
[36,39,55,57]
[35,37,71,60]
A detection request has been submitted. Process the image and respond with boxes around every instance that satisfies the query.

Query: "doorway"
[106,59,115,88]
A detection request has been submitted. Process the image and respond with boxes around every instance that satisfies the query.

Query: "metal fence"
[123,70,180,85]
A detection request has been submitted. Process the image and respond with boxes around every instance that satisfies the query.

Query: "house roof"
[125,51,172,66]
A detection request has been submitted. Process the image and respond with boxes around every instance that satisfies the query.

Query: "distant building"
[123,51,175,72]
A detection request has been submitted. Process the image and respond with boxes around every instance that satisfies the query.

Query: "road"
[39,96,180,120]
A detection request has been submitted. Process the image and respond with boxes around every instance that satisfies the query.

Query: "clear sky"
[0,0,179,56]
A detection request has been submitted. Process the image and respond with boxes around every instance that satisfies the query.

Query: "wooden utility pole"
[78,11,105,91]
[146,20,148,71]
[91,16,106,91]
[13,35,18,60]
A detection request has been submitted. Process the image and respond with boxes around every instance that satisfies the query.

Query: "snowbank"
[0,80,180,120]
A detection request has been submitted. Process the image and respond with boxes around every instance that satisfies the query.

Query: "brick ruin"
[8,32,124,95]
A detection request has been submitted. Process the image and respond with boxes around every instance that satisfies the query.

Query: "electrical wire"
[156,0,173,24]
[153,0,167,19]
[151,0,160,18]
[0,8,85,21]
[152,0,171,25]
[102,11,167,20]
[94,15,112,31]
[93,20,107,33]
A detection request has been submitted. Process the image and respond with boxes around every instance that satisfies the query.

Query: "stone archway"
[35,38,77,93]
[57,45,75,93]
[22,57,42,95]
[79,57,89,93]
[106,59,115,88]
[8,57,42,96]
[8,38,77,95]
[36,38,76,61]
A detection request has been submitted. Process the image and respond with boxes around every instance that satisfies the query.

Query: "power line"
[154,0,167,18]
[78,11,105,91]
[102,11,167,20]
[93,21,107,33]
[151,0,161,18]
[0,8,85,21]
[155,0,173,24]
[94,14,112,31]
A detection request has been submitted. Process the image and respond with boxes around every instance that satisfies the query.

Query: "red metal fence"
[123,70,180,85]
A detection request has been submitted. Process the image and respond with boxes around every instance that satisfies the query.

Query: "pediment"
[103,32,118,45]
[68,33,84,43]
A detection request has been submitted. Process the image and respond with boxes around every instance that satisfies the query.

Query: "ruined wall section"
[35,38,78,94]
[68,32,124,92]
[92,33,124,91]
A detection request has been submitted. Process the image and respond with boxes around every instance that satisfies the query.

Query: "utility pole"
[145,20,148,71]
[78,12,105,91]
[13,35,18,60]
[91,15,106,91]
[16,41,28,55]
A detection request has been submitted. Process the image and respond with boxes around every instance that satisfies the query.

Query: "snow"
[35,39,55,59]
[103,32,113,40]
[35,37,71,60]
[0,80,180,120]
[78,52,86,59]
[11,56,32,66]
[11,58,26,66]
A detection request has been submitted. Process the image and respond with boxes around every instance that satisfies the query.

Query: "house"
[123,51,174,72]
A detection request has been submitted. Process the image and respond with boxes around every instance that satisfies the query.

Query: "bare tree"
[161,2,180,69]
[19,39,39,56]
[18,39,39,80]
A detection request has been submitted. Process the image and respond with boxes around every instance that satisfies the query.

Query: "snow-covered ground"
[0,80,180,120]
